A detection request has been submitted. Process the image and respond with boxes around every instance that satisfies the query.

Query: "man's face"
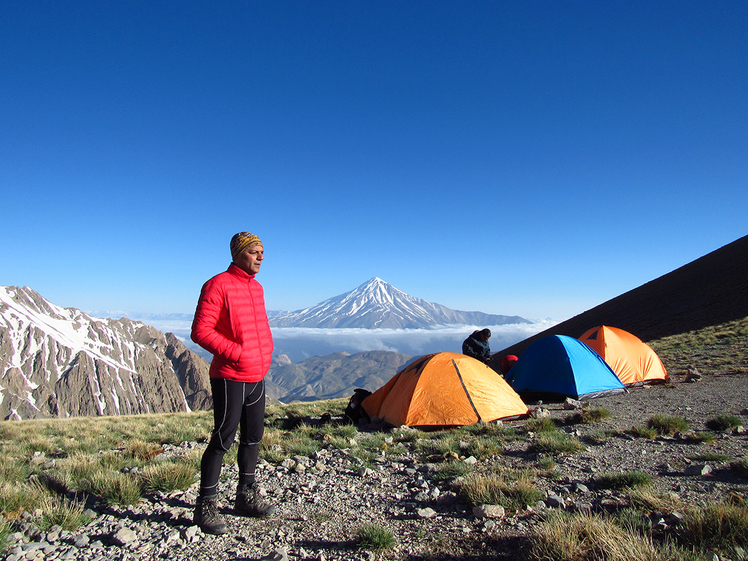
[234,245,264,275]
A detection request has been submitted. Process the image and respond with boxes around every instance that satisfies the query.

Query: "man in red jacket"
[191,231,275,535]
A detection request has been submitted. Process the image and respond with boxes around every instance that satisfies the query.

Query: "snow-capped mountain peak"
[269,278,529,329]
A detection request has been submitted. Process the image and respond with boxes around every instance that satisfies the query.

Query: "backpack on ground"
[344,388,372,424]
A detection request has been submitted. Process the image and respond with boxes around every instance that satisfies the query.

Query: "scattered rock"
[684,464,713,476]
[263,547,289,561]
[685,365,702,382]
[573,482,590,494]
[573,500,593,512]
[112,526,137,546]
[546,493,566,509]
[417,507,438,519]
[472,505,505,519]
[563,398,583,410]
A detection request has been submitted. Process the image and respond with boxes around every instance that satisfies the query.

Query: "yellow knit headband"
[230,232,262,261]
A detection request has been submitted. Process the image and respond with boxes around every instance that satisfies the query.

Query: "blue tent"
[506,335,626,400]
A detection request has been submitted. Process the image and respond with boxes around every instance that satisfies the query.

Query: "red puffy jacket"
[191,264,274,382]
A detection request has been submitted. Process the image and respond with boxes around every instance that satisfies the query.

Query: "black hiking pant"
[199,378,265,497]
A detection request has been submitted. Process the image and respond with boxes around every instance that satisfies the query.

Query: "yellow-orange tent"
[579,325,669,386]
[361,352,528,428]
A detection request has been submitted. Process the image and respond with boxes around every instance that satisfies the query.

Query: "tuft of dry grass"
[140,461,196,494]
[683,501,748,551]
[458,469,542,511]
[627,488,684,513]
[530,511,662,561]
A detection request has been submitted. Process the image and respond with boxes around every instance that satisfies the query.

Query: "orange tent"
[579,325,668,386]
[361,352,528,428]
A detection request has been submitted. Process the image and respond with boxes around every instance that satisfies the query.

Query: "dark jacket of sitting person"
[462,328,491,363]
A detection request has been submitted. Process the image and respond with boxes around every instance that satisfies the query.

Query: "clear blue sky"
[2,1,746,321]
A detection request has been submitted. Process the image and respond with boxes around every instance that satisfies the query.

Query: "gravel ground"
[5,369,748,561]
[191,369,748,561]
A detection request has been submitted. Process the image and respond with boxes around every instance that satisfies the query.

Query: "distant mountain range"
[268,277,530,329]
[265,350,413,403]
[0,283,412,414]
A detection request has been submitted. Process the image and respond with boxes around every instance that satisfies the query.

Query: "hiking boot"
[234,484,275,517]
[194,495,227,535]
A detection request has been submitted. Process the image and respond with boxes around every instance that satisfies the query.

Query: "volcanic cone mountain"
[269,277,529,329]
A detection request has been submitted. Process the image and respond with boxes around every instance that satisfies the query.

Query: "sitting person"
[462,328,492,363]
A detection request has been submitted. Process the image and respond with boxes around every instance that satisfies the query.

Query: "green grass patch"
[525,417,558,433]
[628,425,658,439]
[595,470,652,490]
[690,452,732,463]
[689,431,718,444]
[414,436,459,459]
[529,432,585,454]
[461,436,503,460]
[140,461,196,494]
[535,456,557,476]
[612,507,654,537]
[432,461,470,481]
[462,423,522,442]
[357,523,395,551]
[647,414,689,435]
[706,413,742,432]
[565,407,612,425]
[88,472,143,505]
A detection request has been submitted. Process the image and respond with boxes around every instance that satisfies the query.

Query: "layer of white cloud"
[126,316,556,364]
[269,321,556,362]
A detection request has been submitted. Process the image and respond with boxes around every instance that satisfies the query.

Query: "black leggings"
[200,378,266,497]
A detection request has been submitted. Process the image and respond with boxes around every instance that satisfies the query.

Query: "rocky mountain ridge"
[0,286,212,420]
[269,277,529,329]
[265,350,413,403]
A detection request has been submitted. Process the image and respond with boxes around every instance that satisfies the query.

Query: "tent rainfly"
[361,352,528,428]
[506,335,626,400]
[579,325,669,386]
